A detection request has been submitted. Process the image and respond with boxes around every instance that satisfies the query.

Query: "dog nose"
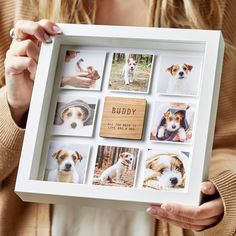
[172,125,176,129]
[179,71,184,76]
[71,122,77,128]
[170,177,178,185]
[65,163,72,170]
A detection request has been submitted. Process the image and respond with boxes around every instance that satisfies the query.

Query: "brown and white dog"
[166,64,193,94]
[47,149,83,183]
[157,110,187,141]
[97,152,134,184]
[123,57,137,85]
[61,106,87,129]
[145,154,185,189]
[76,58,100,81]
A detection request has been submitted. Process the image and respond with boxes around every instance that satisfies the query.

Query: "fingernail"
[44,33,52,43]
[161,204,173,213]
[52,25,62,34]
[146,207,157,215]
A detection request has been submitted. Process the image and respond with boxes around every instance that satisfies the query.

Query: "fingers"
[147,197,224,231]
[8,39,39,62]
[5,56,37,80]
[14,19,61,43]
[201,181,218,195]
[160,197,223,220]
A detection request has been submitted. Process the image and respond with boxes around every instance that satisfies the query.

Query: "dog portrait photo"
[52,95,98,137]
[60,49,106,90]
[44,141,90,184]
[150,101,195,143]
[93,145,139,188]
[156,54,203,96]
[143,149,189,190]
[108,53,154,93]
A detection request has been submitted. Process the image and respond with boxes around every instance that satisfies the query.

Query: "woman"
[0,0,236,235]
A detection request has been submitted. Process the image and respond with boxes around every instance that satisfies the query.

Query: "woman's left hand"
[147,181,224,231]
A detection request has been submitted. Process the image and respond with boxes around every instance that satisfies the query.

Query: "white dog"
[47,149,83,183]
[123,58,137,85]
[166,64,193,94]
[99,152,134,183]
[61,106,87,129]
[157,111,186,141]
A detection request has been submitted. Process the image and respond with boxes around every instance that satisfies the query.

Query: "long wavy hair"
[35,0,222,29]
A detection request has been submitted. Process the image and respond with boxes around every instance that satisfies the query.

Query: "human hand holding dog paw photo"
[146,181,224,231]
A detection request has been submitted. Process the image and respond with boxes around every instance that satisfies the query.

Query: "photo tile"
[92,145,139,188]
[156,55,203,96]
[150,101,195,144]
[60,49,106,91]
[143,149,189,190]
[108,53,154,93]
[52,95,98,137]
[44,141,90,184]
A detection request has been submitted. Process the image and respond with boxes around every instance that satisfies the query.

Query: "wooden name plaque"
[100,96,147,140]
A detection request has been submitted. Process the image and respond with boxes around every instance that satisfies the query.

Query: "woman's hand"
[4,19,61,126]
[61,73,96,88]
[147,181,224,231]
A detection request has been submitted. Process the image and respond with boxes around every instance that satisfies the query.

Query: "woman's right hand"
[4,19,61,126]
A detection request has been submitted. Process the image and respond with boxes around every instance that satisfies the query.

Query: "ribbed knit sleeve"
[0,87,25,182]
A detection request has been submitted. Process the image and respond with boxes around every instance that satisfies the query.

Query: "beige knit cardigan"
[0,0,236,235]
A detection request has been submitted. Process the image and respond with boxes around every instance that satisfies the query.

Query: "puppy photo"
[93,145,139,188]
[44,142,89,184]
[143,150,189,190]
[166,63,193,94]
[156,55,203,96]
[60,49,106,90]
[150,102,195,143]
[53,95,98,137]
[108,53,154,93]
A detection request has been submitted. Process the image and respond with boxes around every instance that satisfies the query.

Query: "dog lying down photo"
[143,151,188,190]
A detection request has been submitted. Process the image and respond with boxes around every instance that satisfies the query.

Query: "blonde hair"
[35,0,221,29]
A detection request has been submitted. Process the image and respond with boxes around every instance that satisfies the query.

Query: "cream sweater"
[0,0,236,236]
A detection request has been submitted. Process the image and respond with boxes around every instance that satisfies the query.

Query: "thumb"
[201,181,218,195]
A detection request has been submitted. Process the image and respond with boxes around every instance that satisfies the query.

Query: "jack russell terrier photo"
[123,57,137,85]
[156,108,189,142]
[143,151,188,190]
[54,99,95,129]
[94,152,134,184]
[166,63,193,95]
[47,149,83,183]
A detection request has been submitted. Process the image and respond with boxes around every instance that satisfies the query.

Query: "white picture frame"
[15,24,224,210]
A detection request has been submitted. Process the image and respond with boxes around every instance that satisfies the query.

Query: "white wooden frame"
[15,24,224,210]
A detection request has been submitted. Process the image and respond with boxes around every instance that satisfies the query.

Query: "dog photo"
[156,54,203,96]
[60,49,106,90]
[143,149,189,190]
[52,95,98,137]
[44,141,90,184]
[93,145,139,188]
[108,53,154,93]
[150,101,195,143]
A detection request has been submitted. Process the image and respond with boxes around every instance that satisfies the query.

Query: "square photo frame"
[15,24,224,209]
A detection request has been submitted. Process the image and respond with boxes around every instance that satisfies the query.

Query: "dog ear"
[163,111,170,119]
[184,64,193,71]
[166,65,173,74]
[75,151,83,162]
[52,150,63,160]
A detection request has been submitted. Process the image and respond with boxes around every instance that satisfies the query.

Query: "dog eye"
[72,155,77,161]
[60,155,65,160]
[160,168,166,174]
[67,112,72,117]
[183,67,187,71]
